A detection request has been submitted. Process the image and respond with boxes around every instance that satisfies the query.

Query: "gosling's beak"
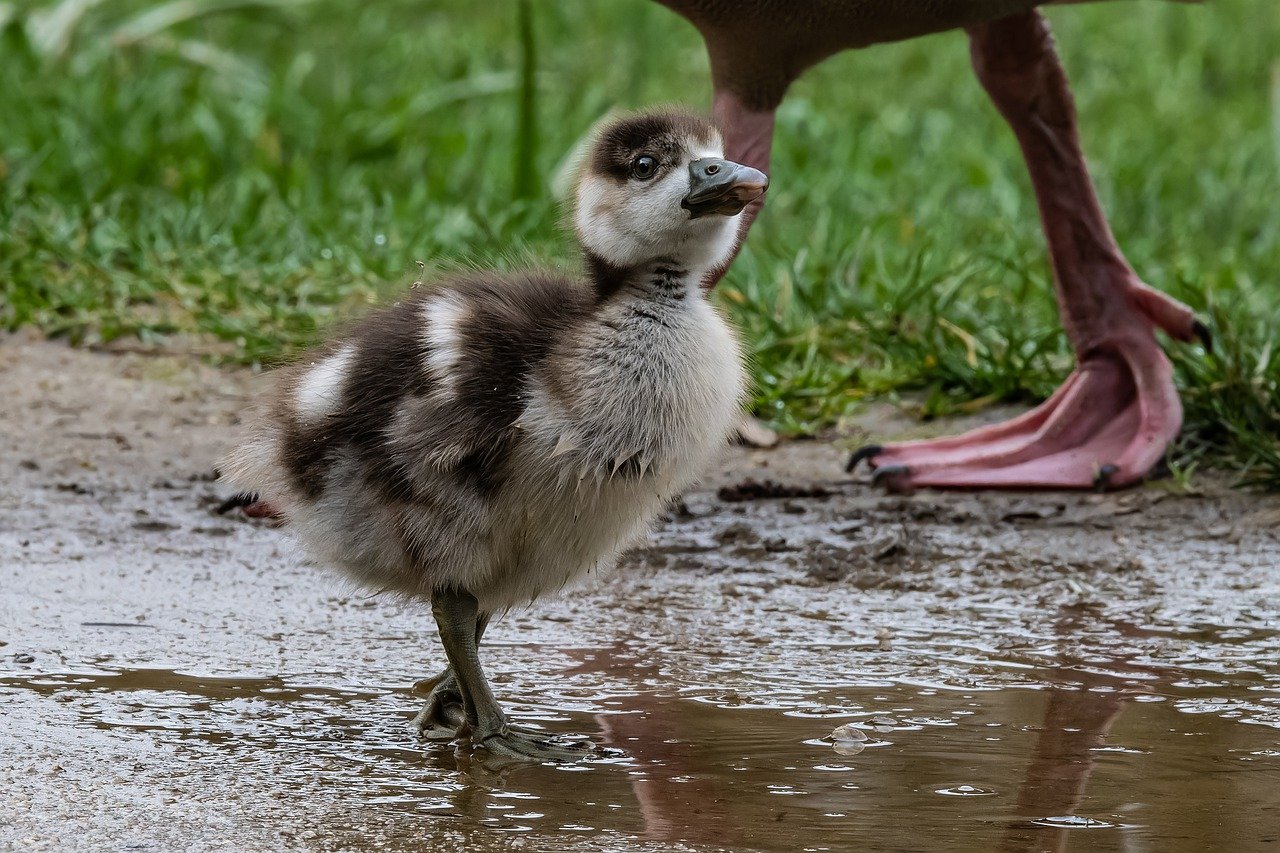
[681,158,769,219]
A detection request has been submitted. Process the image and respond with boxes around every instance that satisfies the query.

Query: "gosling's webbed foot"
[412,671,466,741]
[473,727,599,763]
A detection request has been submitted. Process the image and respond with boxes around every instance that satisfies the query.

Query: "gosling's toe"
[475,728,599,763]
[412,671,466,741]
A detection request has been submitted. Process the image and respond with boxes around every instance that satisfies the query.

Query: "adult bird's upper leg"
[703,89,778,290]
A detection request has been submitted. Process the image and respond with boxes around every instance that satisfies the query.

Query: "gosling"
[220,110,768,760]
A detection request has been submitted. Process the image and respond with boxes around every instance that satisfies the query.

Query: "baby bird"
[221,110,768,759]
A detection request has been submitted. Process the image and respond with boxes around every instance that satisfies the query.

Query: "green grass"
[1,0,1278,485]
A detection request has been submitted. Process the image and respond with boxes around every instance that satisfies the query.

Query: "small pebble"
[830,723,868,742]
[829,723,868,756]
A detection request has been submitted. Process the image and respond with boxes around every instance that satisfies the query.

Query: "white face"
[574,135,741,274]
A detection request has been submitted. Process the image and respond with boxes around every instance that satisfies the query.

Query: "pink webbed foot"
[850,292,1205,491]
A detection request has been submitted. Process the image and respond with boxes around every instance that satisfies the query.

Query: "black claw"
[215,491,259,515]
[871,464,912,494]
[1192,319,1213,354]
[846,444,883,473]
[1094,464,1119,491]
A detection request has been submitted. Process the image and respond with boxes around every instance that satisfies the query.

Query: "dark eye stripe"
[588,112,718,181]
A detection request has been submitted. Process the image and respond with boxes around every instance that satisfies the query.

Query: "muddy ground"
[2,335,1278,852]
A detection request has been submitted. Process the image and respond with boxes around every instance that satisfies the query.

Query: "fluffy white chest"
[478,292,745,610]
[536,291,743,486]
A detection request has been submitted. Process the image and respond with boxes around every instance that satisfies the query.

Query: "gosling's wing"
[385,272,594,493]
[266,272,592,505]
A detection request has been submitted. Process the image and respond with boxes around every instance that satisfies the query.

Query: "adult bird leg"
[704,89,776,289]
[856,11,1205,490]
[708,90,788,448]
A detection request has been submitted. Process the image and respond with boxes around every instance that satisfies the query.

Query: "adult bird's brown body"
[657,0,1207,490]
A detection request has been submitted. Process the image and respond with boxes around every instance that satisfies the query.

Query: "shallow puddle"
[3,350,1279,850]
[5,646,1279,851]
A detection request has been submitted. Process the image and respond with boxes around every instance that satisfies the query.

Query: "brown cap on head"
[588,110,720,182]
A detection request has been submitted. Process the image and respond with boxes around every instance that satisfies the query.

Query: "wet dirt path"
[2,337,1279,851]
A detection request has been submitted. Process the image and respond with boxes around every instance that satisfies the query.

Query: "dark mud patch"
[716,478,833,502]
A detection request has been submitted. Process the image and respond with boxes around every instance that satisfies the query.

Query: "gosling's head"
[574,110,769,275]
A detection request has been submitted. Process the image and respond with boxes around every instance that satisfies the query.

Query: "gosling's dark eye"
[630,156,659,181]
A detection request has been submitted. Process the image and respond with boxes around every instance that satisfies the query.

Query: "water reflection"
[525,605,1280,851]
[568,641,734,845]
[4,606,1279,851]
[1000,609,1135,852]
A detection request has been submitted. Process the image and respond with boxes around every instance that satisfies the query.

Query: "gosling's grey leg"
[430,589,505,735]
[430,586,593,762]
[413,614,489,740]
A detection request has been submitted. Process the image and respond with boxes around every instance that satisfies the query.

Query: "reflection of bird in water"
[221,110,765,760]
[563,640,735,845]
[654,0,1210,490]
[1000,610,1192,851]
[1000,683,1127,852]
